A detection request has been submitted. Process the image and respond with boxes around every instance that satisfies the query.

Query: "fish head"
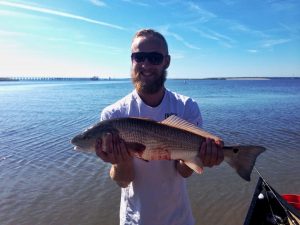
[71,120,118,152]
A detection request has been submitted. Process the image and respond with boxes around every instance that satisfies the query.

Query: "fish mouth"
[72,142,94,152]
[73,146,84,151]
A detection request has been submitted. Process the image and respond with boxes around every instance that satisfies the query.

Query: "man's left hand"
[199,138,224,167]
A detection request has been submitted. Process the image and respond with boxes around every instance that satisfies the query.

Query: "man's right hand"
[95,133,134,188]
[95,133,133,165]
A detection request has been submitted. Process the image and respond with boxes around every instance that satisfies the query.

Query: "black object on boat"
[244,176,300,225]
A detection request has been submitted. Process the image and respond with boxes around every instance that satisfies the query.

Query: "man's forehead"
[131,36,167,53]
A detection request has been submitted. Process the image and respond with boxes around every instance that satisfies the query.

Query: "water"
[1,79,299,225]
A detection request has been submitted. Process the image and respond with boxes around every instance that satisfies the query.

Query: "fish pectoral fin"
[161,115,220,140]
[184,157,204,174]
[127,142,148,162]
[126,142,146,153]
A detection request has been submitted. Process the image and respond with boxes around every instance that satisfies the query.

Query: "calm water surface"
[1,79,300,225]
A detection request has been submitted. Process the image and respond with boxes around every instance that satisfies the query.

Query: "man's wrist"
[110,161,134,187]
[176,160,193,178]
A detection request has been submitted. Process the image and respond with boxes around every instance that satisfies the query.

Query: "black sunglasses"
[131,52,165,65]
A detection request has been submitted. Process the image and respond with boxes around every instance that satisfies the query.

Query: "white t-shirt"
[100,89,202,225]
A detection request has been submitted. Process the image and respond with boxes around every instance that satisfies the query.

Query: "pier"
[0,76,105,81]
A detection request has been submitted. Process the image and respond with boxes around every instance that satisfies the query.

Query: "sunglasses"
[131,52,165,65]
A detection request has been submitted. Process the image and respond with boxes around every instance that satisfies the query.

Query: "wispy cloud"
[159,26,201,50]
[221,0,238,5]
[267,0,299,12]
[157,0,181,6]
[0,8,51,20]
[261,38,291,48]
[0,27,123,54]
[76,41,123,54]
[279,23,300,37]
[171,52,185,59]
[186,2,217,22]
[0,29,27,37]
[228,20,296,50]
[44,37,123,54]
[0,1,125,30]
[89,0,107,7]
[192,27,235,48]
[229,22,269,39]
[247,49,259,53]
[121,0,150,7]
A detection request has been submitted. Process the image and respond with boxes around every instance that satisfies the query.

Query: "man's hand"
[95,133,132,165]
[95,133,134,187]
[199,138,224,167]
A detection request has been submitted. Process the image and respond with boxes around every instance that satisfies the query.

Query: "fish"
[71,115,266,181]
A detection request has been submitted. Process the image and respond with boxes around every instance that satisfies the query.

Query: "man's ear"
[164,54,171,69]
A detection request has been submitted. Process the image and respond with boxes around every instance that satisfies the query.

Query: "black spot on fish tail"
[223,145,266,181]
[233,148,239,153]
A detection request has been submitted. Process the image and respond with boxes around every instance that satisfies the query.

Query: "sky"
[0,0,300,79]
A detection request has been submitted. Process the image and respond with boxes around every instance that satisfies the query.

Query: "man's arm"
[199,138,224,168]
[176,160,193,178]
[95,133,134,188]
[110,162,134,188]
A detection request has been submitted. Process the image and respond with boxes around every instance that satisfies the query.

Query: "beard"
[131,69,167,94]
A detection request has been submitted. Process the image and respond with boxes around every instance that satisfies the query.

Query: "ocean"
[0,78,299,225]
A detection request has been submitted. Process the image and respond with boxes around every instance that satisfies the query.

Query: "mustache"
[136,70,155,77]
[131,70,167,94]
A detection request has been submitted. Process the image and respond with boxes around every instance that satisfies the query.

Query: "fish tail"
[223,145,266,181]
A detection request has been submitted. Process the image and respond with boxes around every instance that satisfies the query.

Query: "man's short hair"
[132,29,169,54]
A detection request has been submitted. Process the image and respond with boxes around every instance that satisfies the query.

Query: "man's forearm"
[110,161,134,188]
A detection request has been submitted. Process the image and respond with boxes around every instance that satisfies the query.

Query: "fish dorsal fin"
[161,115,220,140]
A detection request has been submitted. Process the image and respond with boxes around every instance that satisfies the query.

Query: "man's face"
[131,36,170,94]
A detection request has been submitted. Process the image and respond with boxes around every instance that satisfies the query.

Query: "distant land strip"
[174,77,300,80]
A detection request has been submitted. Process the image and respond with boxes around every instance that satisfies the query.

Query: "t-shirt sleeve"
[100,106,119,121]
[184,98,203,128]
[100,110,109,121]
[100,104,123,121]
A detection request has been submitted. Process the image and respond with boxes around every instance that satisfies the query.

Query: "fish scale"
[114,118,202,160]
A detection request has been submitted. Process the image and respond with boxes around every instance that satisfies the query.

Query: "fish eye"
[83,134,90,139]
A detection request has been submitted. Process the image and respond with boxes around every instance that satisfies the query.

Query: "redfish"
[71,115,265,181]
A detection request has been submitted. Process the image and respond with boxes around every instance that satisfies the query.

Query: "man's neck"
[137,87,165,107]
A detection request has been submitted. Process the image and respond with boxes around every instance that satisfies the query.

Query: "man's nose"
[140,58,153,68]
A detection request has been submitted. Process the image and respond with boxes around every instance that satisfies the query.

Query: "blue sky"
[0,0,300,78]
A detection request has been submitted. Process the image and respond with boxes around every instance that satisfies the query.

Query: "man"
[95,29,224,225]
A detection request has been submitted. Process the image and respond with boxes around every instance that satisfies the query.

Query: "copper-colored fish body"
[71,116,266,181]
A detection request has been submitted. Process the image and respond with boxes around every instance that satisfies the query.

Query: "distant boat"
[90,76,99,81]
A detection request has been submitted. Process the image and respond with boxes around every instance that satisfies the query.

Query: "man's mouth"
[140,72,154,78]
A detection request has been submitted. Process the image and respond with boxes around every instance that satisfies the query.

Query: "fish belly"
[139,136,200,161]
